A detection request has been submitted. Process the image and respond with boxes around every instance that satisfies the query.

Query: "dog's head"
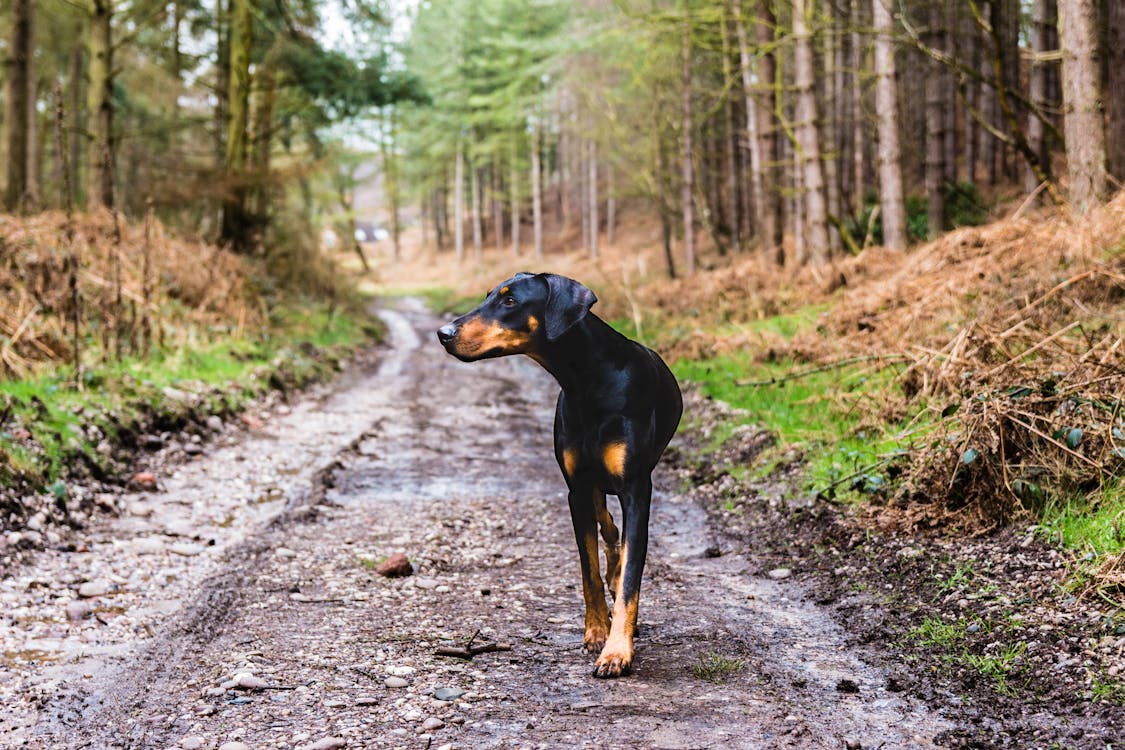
[436,273,597,362]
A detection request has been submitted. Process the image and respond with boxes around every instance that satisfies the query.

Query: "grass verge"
[0,299,381,522]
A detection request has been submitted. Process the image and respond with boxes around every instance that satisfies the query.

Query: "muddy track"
[4,299,950,749]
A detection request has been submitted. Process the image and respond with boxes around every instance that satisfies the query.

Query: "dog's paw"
[582,623,608,654]
[592,639,633,678]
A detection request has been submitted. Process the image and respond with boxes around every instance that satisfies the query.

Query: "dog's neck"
[531,314,626,395]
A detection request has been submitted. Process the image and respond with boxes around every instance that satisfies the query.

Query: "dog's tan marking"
[602,442,627,478]
[454,316,531,357]
[527,315,539,333]
[499,286,510,295]
[595,542,637,677]
[580,517,609,653]
[562,447,578,478]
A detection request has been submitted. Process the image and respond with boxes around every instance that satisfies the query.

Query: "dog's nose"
[436,324,457,345]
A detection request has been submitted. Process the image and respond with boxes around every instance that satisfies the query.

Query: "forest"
[2,0,1125,748]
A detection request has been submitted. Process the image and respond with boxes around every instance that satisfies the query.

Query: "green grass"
[0,300,379,491]
[690,651,746,682]
[670,350,924,501]
[909,616,967,648]
[1036,483,1125,556]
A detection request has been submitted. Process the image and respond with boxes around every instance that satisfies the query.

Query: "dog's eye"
[501,297,517,308]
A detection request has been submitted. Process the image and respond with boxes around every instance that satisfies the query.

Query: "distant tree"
[5,0,33,210]
[1059,0,1108,211]
[873,0,906,249]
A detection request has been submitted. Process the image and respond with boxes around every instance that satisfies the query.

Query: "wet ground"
[2,299,951,749]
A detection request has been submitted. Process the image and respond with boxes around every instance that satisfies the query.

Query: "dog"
[437,272,682,677]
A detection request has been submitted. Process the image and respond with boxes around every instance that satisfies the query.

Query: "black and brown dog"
[437,272,682,677]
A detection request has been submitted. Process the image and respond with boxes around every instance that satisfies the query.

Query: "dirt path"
[3,300,951,749]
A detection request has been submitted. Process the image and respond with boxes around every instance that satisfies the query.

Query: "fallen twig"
[736,355,909,387]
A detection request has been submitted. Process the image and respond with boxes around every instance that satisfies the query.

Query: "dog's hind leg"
[568,482,610,654]
[594,491,621,600]
[594,475,651,678]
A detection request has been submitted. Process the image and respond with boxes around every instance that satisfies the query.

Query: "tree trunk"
[720,4,741,248]
[510,142,520,256]
[85,0,115,210]
[5,0,32,210]
[382,109,401,262]
[221,0,252,248]
[924,6,945,238]
[532,120,543,259]
[1104,0,1125,181]
[253,67,275,217]
[214,0,228,164]
[579,138,590,253]
[756,0,784,260]
[607,167,616,245]
[588,140,599,259]
[873,0,907,249]
[471,162,483,262]
[455,139,465,262]
[1025,0,1055,194]
[824,4,842,253]
[978,2,998,185]
[69,45,84,208]
[1059,0,1108,211]
[851,0,866,211]
[681,24,696,275]
[793,0,830,262]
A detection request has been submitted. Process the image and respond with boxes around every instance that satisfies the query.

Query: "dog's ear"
[538,274,597,341]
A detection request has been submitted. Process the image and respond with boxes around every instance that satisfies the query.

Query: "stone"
[414,577,438,590]
[384,676,409,688]
[376,552,413,578]
[170,542,205,557]
[421,717,444,731]
[386,665,416,677]
[141,434,164,450]
[275,547,298,558]
[131,472,159,491]
[301,738,346,750]
[184,442,203,456]
[66,600,94,621]
[78,580,110,598]
[180,738,204,750]
[234,672,269,689]
[218,743,249,750]
[206,415,224,432]
[434,687,465,701]
[767,568,792,580]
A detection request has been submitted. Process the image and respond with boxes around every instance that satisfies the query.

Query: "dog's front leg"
[594,475,651,678]
[568,483,610,654]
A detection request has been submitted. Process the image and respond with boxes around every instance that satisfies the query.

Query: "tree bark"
[873,0,907,249]
[851,0,866,211]
[510,142,520,256]
[978,2,998,185]
[69,45,84,208]
[720,4,741,248]
[793,0,830,262]
[532,120,543,260]
[588,140,599,259]
[221,0,252,248]
[1104,0,1125,181]
[471,161,483,262]
[5,0,32,210]
[756,0,784,260]
[607,167,616,245]
[455,139,465,262]
[681,23,696,275]
[1025,0,1056,194]
[924,6,945,238]
[85,0,115,210]
[1058,0,1108,211]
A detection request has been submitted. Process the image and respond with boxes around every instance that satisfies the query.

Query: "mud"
[3,299,950,749]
